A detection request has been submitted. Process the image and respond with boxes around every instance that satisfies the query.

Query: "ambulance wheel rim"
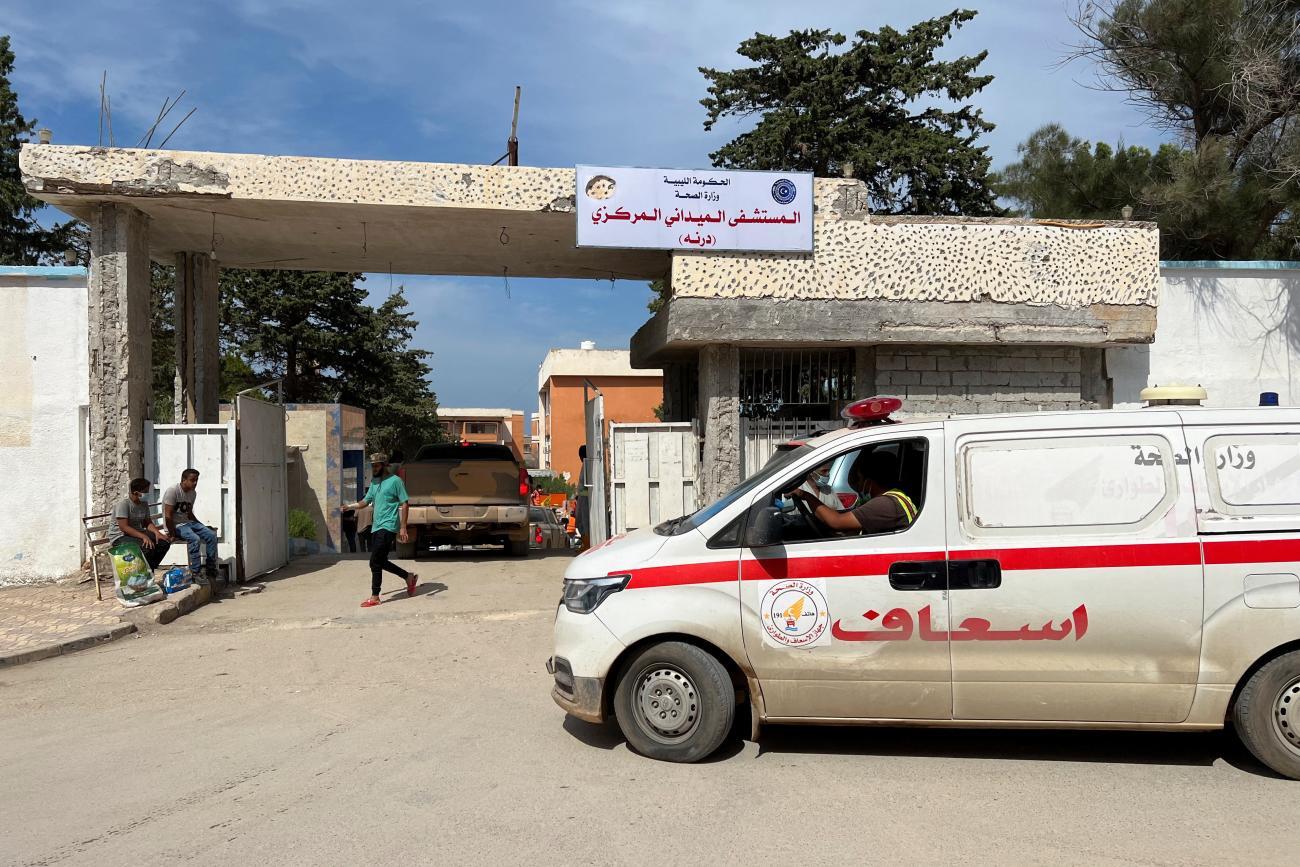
[1273,676,1300,758]
[633,665,700,744]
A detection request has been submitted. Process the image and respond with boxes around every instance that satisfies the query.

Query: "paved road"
[2,551,1295,866]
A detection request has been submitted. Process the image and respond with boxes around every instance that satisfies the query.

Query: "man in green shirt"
[343,453,418,608]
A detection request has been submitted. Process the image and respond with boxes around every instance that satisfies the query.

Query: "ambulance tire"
[508,539,530,557]
[395,539,416,560]
[614,641,735,763]
[1233,650,1300,780]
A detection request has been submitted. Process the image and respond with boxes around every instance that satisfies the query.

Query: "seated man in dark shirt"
[791,450,917,534]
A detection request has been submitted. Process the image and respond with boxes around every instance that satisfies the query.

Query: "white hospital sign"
[575,165,813,253]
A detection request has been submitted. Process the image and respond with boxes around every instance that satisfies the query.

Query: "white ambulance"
[548,395,1300,777]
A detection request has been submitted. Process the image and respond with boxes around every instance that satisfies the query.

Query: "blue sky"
[7,1,1158,413]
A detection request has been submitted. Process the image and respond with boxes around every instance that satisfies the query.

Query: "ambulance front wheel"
[613,641,735,763]
[1233,649,1300,780]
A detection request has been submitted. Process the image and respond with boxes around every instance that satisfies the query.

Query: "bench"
[81,502,166,601]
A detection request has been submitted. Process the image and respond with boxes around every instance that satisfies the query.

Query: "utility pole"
[492,87,521,166]
[508,86,520,166]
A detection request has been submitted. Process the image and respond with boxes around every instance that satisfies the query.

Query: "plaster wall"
[1109,266,1300,408]
[0,269,89,583]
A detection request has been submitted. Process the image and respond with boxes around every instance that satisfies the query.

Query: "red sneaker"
[406,573,418,597]
[360,597,381,608]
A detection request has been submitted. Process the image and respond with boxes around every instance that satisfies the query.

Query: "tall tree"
[999,1,1300,259]
[0,35,71,265]
[994,125,1181,221]
[699,11,1000,215]
[220,269,440,454]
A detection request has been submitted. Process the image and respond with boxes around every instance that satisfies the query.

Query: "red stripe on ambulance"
[618,538,1298,590]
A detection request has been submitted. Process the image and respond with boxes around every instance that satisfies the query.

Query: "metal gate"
[610,423,699,534]
[144,421,237,571]
[236,394,288,579]
[740,417,845,477]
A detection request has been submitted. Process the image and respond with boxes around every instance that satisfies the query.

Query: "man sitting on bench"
[110,478,172,570]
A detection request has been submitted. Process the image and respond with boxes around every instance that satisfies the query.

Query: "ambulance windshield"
[659,444,814,536]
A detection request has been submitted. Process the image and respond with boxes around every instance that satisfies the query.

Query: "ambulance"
[547,393,1300,777]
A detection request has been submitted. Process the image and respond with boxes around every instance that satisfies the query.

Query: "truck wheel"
[1233,649,1300,780]
[613,641,735,763]
[508,539,529,557]
[395,539,417,560]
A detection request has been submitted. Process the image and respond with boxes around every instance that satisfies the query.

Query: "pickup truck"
[395,442,531,557]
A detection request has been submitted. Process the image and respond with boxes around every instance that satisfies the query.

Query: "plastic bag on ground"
[109,541,165,607]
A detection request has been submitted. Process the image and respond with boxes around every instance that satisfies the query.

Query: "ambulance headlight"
[563,574,631,614]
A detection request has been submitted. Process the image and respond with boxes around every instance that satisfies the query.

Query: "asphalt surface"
[1,550,1296,866]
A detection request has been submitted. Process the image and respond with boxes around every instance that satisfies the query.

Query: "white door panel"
[946,423,1204,723]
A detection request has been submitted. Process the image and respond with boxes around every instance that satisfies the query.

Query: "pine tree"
[0,35,71,265]
[220,269,440,454]
[700,12,1000,215]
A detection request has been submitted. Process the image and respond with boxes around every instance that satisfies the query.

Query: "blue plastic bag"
[162,567,192,594]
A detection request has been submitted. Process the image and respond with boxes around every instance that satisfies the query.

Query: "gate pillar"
[87,203,151,514]
[698,344,741,504]
[173,252,220,423]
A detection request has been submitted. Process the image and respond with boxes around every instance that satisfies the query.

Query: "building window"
[465,421,499,436]
[739,349,855,420]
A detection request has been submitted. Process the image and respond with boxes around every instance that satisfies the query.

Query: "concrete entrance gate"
[20,143,1161,519]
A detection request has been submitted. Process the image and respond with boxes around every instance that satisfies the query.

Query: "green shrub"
[288,508,318,541]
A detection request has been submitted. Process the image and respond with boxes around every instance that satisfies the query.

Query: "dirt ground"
[1,550,1295,866]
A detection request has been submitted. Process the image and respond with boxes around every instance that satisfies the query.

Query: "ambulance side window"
[1205,434,1300,515]
[958,434,1175,538]
[750,438,928,546]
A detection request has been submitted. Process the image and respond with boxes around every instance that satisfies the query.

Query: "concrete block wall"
[873,346,1104,417]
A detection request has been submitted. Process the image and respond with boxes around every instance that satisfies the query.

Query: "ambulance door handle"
[948,559,1002,590]
[888,561,946,591]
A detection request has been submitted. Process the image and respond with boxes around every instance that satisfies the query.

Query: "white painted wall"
[1110,265,1299,409]
[0,268,89,584]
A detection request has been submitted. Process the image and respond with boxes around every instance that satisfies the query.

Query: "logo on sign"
[761,580,829,648]
[585,175,616,201]
[770,177,797,205]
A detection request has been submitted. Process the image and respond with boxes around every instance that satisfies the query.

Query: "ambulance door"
[946,422,1204,723]
[739,428,951,721]
[1184,420,1300,688]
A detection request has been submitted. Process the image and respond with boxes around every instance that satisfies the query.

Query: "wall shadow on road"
[560,716,1283,778]
[414,551,577,563]
[754,724,1284,779]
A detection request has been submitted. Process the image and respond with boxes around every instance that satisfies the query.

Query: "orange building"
[537,343,663,483]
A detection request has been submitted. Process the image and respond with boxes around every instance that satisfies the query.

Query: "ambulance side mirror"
[745,505,784,548]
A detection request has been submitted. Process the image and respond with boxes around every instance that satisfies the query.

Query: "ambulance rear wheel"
[395,539,416,560]
[1233,649,1300,780]
[614,641,735,763]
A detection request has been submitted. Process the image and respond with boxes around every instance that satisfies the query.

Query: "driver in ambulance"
[791,450,917,533]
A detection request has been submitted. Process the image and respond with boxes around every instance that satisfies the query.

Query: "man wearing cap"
[342,453,417,607]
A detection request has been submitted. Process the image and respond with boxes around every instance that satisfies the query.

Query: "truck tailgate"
[404,459,524,506]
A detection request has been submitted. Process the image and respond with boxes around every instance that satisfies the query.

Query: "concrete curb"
[0,622,137,668]
[123,581,214,628]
